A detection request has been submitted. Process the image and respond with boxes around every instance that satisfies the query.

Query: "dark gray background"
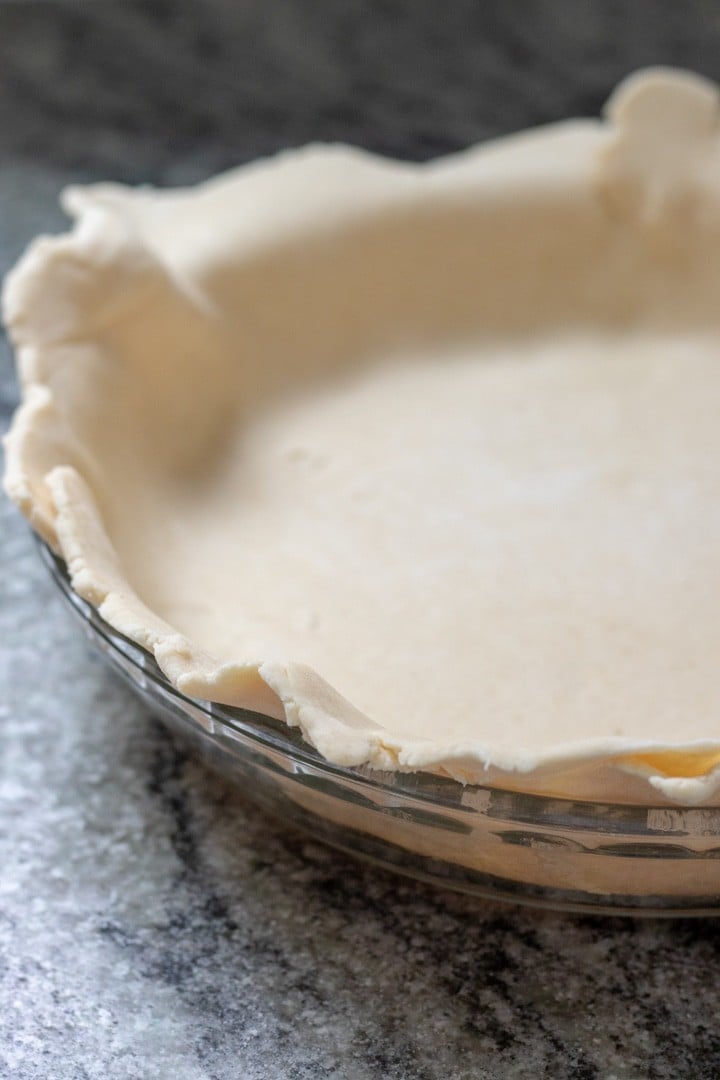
[2,3,720,1078]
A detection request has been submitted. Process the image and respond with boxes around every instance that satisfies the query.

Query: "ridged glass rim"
[36,534,720,843]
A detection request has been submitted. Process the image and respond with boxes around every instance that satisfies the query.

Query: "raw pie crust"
[6,68,720,805]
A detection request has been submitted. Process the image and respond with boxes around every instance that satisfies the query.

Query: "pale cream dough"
[6,67,720,804]
[114,331,720,754]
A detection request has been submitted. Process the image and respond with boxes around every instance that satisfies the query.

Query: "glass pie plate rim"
[38,537,720,917]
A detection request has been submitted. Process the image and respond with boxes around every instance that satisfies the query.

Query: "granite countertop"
[3,4,720,1078]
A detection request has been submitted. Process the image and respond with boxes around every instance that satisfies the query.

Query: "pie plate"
[8,68,720,911]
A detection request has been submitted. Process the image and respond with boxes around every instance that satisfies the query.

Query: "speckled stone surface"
[3,4,720,1078]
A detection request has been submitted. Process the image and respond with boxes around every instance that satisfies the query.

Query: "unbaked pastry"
[6,68,720,805]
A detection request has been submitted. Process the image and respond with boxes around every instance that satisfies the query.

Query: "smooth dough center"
[115,330,720,752]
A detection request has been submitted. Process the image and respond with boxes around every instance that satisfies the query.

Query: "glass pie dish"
[40,539,720,916]
[7,69,720,914]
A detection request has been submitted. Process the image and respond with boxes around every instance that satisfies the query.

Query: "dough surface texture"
[6,68,720,804]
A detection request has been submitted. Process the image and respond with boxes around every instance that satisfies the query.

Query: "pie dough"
[6,68,720,805]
